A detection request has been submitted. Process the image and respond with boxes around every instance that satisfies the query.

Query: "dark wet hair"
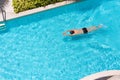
[70,30,75,34]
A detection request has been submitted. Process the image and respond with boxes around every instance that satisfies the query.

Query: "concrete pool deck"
[81,70,120,80]
[0,0,76,22]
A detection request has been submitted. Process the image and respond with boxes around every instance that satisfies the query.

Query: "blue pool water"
[0,0,120,80]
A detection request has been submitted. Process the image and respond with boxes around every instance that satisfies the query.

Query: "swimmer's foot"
[98,24,103,28]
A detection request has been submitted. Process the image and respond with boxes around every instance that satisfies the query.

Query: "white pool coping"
[81,70,120,80]
[0,1,75,22]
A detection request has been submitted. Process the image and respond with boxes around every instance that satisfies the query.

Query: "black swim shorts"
[82,28,88,34]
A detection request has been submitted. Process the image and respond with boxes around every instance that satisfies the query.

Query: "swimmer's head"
[70,30,75,34]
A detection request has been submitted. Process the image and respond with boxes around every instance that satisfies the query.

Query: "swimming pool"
[0,0,120,80]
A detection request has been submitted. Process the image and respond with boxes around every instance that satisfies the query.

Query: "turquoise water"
[0,0,120,80]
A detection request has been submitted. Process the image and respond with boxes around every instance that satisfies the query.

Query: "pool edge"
[0,1,76,22]
[80,70,120,80]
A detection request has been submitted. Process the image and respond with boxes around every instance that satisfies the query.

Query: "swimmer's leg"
[87,25,102,32]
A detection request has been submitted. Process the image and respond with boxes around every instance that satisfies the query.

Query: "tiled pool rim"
[81,70,120,80]
[0,1,76,22]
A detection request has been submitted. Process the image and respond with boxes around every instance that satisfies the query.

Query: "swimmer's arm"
[63,30,73,36]
[63,32,74,36]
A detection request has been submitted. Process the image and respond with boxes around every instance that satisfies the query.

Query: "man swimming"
[63,25,102,36]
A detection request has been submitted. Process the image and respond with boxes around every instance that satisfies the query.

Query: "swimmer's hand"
[63,30,70,36]
[63,32,66,36]
[63,32,72,36]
